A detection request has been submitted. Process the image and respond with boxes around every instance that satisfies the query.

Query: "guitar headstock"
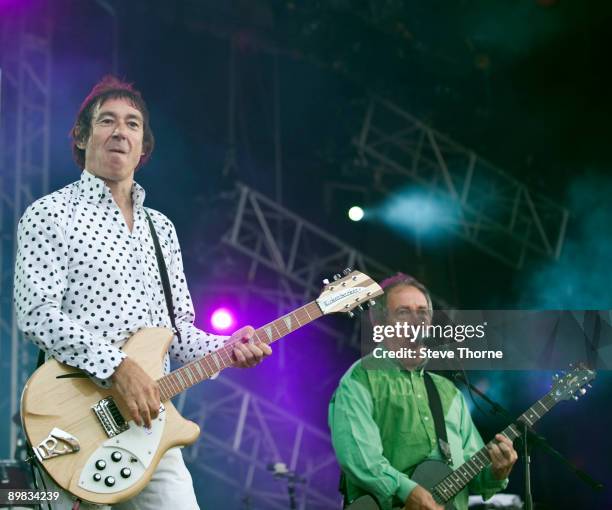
[550,363,596,402]
[315,268,383,317]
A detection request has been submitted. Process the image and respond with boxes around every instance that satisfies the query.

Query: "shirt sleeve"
[459,393,509,500]
[328,368,417,507]
[165,220,229,365]
[13,204,126,379]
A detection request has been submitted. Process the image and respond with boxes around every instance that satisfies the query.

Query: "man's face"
[385,285,431,327]
[80,97,144,183]
[383,284,431,367]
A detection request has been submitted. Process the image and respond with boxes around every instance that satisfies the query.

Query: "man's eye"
[128,122,140,128]
[99,118,113,124]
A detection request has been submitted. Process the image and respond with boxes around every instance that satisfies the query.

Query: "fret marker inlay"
[264,326,273,341]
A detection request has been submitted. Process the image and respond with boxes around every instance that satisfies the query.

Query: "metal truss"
[179,376,342,510]
[353,96,569,269]
[210,183,396,352]
[0,2,52,457]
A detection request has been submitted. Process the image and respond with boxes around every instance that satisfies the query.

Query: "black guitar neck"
[430,392,557,504]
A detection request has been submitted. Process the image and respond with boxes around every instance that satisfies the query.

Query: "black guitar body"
[346,460,456,510]
[411,460,457,510]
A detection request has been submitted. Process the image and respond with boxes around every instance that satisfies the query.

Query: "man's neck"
[106,178,133,211]
[87,169,134,211]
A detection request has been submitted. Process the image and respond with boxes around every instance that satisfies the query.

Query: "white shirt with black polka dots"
[14,169,227,380]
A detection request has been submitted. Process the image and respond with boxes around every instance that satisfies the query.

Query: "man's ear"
[74,127,88,150]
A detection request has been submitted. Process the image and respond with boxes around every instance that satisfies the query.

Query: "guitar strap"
[423,372,453,466]
[144,209,182,341]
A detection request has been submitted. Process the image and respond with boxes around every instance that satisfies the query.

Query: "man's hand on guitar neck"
[228,326,272,368]
[404,486,444,510]
[488,434,518,480]
[111,357,160,428]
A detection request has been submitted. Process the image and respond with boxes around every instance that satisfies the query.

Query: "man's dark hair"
[369,272,433,325]
[70,75,155,169]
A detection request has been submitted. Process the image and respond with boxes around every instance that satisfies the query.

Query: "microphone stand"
[453,372,604,509]
[267,462,305,510]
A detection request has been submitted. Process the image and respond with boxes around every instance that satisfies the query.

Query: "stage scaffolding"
[0,3,52,458]
[352,96,569,270]
[177,376,342,510]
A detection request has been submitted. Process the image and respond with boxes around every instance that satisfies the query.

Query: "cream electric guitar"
[21,269,383,505]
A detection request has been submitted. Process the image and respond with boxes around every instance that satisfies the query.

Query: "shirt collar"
[79,169,146,208]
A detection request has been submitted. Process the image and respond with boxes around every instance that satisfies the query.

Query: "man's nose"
[112,123,127,137]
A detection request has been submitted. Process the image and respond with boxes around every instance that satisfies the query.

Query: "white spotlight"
[348,206,364,222]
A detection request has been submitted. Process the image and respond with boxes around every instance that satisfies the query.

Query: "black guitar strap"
[144,209,182,341]
[424,372,453,466]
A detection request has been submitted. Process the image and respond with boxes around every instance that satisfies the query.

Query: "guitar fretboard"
[431,392,557,504]
[156,301,323,401]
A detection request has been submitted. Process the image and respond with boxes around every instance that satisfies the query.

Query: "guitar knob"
[104,476,116,487]
[95,460,106,470]
[111,451,122,462]
[93,473,101,482]
[120,468,131,479]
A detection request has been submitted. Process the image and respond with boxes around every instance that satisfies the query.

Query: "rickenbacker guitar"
[21,269,383,505]
[346,366,596,510]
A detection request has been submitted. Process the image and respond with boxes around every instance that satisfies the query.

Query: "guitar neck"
[432,392,559,504]
[156,301,323,401]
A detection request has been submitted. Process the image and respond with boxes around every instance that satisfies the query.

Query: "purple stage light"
[210,308,235,332]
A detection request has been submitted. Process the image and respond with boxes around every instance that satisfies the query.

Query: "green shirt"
[328,357,507,510]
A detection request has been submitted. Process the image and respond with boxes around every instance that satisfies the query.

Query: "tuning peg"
[587,384,592,388]
[572,395,579,401]
[322,278,330,285]
[343,267,352,276]
[579,388,587,395]
[357,304,364,311]
[553,373,559,380]
[369,300,376,307]
[347,311,355,319]
[333,274,341,281]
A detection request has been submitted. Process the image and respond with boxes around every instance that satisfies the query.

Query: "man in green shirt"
[329,274,517,510]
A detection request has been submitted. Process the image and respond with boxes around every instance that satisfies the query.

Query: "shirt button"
[417,394,422,398]
[424,416,429,421]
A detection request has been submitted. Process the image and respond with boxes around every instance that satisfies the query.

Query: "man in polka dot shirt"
[14,76,271,509]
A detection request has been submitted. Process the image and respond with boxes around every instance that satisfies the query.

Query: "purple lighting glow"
[210,308,235,332]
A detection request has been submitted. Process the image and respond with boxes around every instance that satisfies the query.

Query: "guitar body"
[411,460,456,510]
[20,328,200,505]
[346,460,456,510]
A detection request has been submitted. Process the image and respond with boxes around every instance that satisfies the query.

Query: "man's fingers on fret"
[257,342,272,355]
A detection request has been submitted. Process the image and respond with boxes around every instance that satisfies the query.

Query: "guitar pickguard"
[78,405,166,494]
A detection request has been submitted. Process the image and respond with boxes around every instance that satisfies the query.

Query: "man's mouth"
[108,148,127,154]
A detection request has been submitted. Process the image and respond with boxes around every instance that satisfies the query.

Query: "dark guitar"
[346,365,595,510]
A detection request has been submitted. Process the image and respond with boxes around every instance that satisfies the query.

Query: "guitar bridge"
[92,397,129,438]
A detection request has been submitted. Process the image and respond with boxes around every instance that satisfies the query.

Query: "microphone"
[266,462,306,483]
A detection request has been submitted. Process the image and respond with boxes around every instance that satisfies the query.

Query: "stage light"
[377,188,460,240]
[211,308,235,332]
[348,206,364,222]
